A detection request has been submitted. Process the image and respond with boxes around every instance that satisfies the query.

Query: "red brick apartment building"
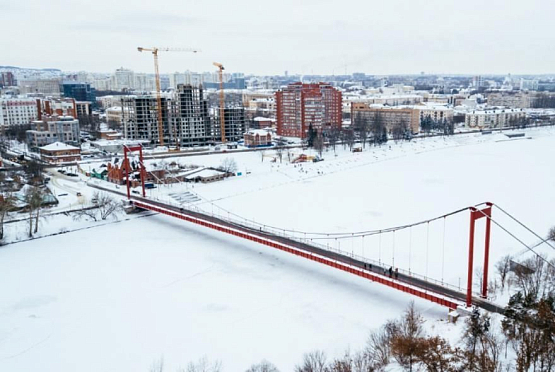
[276,82,342,138]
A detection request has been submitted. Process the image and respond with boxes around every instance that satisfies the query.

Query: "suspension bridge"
[117,146,554,314]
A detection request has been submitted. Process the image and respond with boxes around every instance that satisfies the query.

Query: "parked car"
[76,192,82,197]
[132,190,140,195]
[66,173,78,177]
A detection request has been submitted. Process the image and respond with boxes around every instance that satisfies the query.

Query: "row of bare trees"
[294,304,504,372]
[146,302,510,372]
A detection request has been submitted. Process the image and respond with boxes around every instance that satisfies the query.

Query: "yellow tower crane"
[213,62,226,143]
[138,47,199,147]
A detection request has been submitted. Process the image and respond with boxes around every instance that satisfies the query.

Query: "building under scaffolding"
[171,84,212,147]
[213,107,247,143]
[121,95,170,145]
[120,86,247,147]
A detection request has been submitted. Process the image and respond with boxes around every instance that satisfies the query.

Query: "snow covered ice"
[1,127,554,371]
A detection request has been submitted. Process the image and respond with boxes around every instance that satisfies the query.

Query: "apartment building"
[487,92,531,109]
[276,82,342,138]
[213,107,247,143]
[0,98,39,127]
[26,115,80,148]
[171,84,212,147]
[121,95,170,144]
[465,109,526,129]
[351,103,420,134]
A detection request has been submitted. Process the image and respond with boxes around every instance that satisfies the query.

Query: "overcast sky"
[1,0,554,76]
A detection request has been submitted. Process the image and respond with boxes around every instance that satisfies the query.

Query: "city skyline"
[1,0,554,76]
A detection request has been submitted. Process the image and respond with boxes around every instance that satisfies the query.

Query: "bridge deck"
[131,198,505,314]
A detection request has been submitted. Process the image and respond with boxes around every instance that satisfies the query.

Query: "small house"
[39,142,81,164]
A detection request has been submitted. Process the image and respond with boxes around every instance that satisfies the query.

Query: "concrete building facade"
[351,103,420,134]
[487,92,531,109]
[27,115,80,148]
[0,98,39,127]
[465,109,526,129]
[121,95,171,144]
[170,84,212,147]
[213,107,247,143]
[18,79,61,96]
[0,72,16,87]
[276,82,342,138]
[39,142,81,163]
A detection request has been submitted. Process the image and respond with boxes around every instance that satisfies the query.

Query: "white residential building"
[113,68,135,90]
[169,71,204,88]
[18,78,61,96]
[465,108,526,129]
[0,98,39,127]
[134,73,156,91]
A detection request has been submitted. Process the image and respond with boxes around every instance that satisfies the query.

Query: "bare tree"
[495,255,512,291]
[25,159,44,185]
[73,206,99,222]
[353,113,370,148]
[220,158,238,173]
[93,191,121,221]
[0,193,15,241]
[371,112,386,146]
[328,350,354,372]
[245,360,279,372]
[295,350,328,372]
[415,336,460,372]
[363,327,392,371]
[391,119,408,142]
[149,356,164,372]
[184,357,222,372]
[274,138,285,164]
[513,256,547,301]
[389,302,424,372]
[313,131,325,157]
[326,126,340,154]
[342,129,355,151]
[25,186,43,236]
[548,226,555,242]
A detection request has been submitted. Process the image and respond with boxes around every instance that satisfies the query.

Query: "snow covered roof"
[40,142,80,151]
[185,169,226,180]
[253,117,275,121]
[246,129,271,136]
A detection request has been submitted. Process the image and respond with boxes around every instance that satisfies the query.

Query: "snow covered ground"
[0,214,448,371]
[133,126,555,296]
[1,127,554,371]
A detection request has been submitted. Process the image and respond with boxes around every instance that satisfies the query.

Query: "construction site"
[122,49,247,149]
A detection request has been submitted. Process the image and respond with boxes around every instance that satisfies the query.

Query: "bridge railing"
[150,196,473,297]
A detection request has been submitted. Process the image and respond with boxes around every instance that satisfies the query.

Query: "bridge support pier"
[123,145,146,199]
[466,203,493,307]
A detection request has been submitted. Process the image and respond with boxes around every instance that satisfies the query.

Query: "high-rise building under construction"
[171,84,212,147]
[121,84,247,147]
[121,95,170,144]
